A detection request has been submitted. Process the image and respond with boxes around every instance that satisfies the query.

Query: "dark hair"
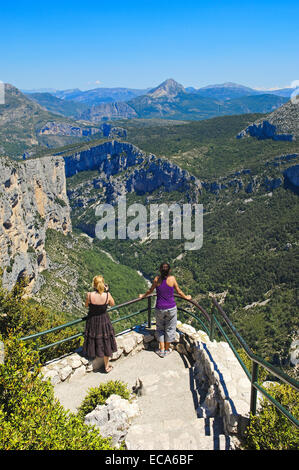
[159,262,171,279]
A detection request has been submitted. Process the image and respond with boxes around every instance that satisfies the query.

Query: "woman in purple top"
[139,263,191,357]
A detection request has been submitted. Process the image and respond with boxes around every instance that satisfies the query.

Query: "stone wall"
[175,323,251,436]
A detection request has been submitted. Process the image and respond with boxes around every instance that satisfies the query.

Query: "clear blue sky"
[0,0,298,91]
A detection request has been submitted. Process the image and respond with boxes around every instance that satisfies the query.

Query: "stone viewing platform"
[46,321,252,450]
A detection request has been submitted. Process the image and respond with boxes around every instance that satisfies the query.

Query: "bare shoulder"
[167,275,177,286]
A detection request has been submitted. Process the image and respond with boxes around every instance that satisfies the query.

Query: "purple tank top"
[156,278,176,309]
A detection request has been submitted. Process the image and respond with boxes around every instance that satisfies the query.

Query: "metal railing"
[19,293,298,428]
[211,298,299,428]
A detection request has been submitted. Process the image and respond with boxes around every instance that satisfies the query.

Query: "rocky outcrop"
[1,139,199,289]
[201,157,299,196]
[237,100,299,141]
[38,121,127,140]
[84,394,141,448]
[65,141,200,210]
[237,120,293,141]
[79,102,138,122]
[283,164,299,194]
[0,155,71,291]
[39,121,102,137]
[63,140,145,178]
[290,334,299,367]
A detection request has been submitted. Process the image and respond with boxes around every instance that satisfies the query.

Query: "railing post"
[250,361,259,416]
[210,307,215,341]
[147,296,152,328]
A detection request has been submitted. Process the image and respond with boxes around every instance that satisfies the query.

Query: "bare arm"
[85,293,90,308]
[139,277,159,298]
[173,278,191,300]
[108,292,115,307]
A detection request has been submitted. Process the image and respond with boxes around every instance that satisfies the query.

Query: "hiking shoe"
[164,349,173,356]
[155,349,165,358]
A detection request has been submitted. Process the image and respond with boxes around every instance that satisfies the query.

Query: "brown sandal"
[105,365,113,373]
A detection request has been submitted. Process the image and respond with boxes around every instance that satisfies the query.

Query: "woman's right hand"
[186,295,192,300]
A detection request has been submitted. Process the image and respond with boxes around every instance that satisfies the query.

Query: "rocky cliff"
[64,140,200,210]
[63,140,144,178]
[283,164,299,194]
[200,155,299,196]
[0,155,71,291]
[79,102,138,122]
[38,121,127,140]
[0,139,200,290]
[237,100,299,141]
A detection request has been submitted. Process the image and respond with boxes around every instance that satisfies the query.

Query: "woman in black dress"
[83,275,117,373]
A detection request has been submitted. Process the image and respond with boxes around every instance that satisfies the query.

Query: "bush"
[244,383,299,450]
[237,349,269,384]
[0,335,115,450]
[77,380,131,420]
[0,275,80,362]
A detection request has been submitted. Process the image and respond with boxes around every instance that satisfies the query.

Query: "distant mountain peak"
[200,82,254,91]
[147,78,185,99]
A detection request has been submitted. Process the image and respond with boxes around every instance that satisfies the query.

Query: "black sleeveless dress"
[82,292,117,358]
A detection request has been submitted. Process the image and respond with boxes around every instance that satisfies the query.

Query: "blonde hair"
[93,275,105,294]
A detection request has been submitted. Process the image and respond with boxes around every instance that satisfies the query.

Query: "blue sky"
[0,0,298,91]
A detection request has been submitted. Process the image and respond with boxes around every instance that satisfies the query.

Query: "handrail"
[18,292,298,429]
[211,298,299,428]
[212,298,299,391]
[19,294,209,352]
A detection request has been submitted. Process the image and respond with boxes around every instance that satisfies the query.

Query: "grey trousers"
[155,306,177,343]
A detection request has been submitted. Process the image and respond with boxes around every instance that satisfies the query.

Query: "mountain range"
[24,80,295,103]
[1,78,298,367]
[25,79,291,122]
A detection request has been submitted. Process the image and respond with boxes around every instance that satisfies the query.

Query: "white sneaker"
[155,349,165,358]
[164,349,173,356]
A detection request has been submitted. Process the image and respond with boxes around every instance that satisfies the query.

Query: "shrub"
[237,348,269,384]
[244,383,299,450]
[77,380,131,420]
[0,335,115,450]
[0,274,80,362]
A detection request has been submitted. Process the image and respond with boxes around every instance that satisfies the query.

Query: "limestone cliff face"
[283,164,299,194]
[200,154,299,196]
[79,101,138,122]
[63,140,145,178]
[38,121,127,140]
[237,100,299,141]
[0,155,71,291]
[64,141,200,210]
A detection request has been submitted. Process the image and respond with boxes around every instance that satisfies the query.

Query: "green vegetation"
[0,335,115,450]
[92,185,299,368]
[35,229,148,332]
[27,92,89,118]
[77,381,131,421]
[0,271,130,450]
[0,85,109,159]
[127,91,287,121]
[0,273,80,362]
[115,114,299,179]
[244,383,299,450]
